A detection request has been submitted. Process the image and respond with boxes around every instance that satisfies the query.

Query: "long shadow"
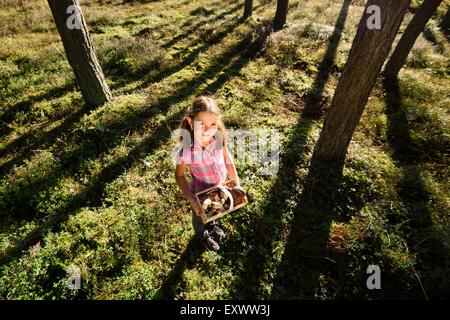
[0,97,92,177]
[0,23,272,267]
[0,8,241,174]
[116,2,267,95]
[139,13,244,87]
[160,1,243,50]
[153,237,205,299]
[228,0,351,299]
[141,25,273,300]
[304,0,350,118]
[270,162,340,299]
[0,4,248,179]
[0,82,74,141]
[439,6,450,41]
[422,26,449,55]
[109,2,246,91]
[133,0,224,40]
[383,77,446,298]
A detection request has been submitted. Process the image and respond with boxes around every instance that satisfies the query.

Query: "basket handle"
[218,185,234,211]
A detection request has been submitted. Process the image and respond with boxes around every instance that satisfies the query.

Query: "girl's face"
[188,111,219,145]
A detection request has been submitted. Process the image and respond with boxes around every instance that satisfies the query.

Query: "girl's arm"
[223,144,240,186]
[175,163,202,216]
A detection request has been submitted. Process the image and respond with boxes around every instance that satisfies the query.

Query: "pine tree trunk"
[311,0,410,170]
[47,0,112,107]
[274,0,289,31]
[384,0,443,79]
[243,0,253,19]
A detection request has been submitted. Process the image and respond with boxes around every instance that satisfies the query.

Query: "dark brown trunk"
[311,0,410,170]
[384,0,443,78]
[47,0,112,107]
[274,0,289,31]
[243,0,253,18]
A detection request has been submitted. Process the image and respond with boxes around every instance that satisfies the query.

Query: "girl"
[175,96,240,251]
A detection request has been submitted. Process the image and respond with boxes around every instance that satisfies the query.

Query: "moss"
[0,0,448,300]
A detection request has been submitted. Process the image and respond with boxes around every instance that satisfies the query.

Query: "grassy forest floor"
[0,0,449,299]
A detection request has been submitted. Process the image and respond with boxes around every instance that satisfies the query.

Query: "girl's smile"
[188,111,219,147]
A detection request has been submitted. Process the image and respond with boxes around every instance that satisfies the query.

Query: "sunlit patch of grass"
[0,0,448,300]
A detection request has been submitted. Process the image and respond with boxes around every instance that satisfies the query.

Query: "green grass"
[0,0,449,299]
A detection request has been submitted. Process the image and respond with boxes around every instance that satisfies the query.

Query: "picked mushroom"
[202,198,212,210]
[211,201,222,210]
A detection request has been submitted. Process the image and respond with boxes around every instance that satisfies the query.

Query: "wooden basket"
[195,180,248,224]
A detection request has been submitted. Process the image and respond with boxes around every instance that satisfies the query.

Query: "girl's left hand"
[227,179,240,187]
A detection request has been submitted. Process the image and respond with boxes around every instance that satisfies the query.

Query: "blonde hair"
[179,96,227,147]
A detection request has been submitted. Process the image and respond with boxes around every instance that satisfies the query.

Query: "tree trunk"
[243,0,253,19]
[47,0,112,107]
[274,0,289,31]
[384,0,443,79]
[311,0,410,170]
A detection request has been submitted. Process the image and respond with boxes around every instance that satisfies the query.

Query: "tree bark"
[274,0,289,31]
[384,0,443,79]
[311,0,410,170]
[243,0,253,19]
[47,0,112,107]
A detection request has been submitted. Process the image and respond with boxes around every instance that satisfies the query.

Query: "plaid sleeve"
[176,147,191,165]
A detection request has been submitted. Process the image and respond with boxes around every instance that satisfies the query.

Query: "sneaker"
[208,224,226,243]
[200,230,220,252]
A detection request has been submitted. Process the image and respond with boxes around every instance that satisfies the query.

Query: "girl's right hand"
[190,198,203,217]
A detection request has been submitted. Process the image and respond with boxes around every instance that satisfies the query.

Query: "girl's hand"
[190,198,203,217]
[227,179,240,188]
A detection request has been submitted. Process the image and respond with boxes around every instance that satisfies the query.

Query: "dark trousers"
[192,209,217,238]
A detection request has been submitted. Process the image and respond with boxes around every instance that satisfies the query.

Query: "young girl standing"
[175,96,240,251]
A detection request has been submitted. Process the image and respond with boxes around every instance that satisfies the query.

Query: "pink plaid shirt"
[176,135,227,194]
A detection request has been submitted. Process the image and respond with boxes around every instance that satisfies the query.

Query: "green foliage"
[98,36,168,77]
[0,0,448,300]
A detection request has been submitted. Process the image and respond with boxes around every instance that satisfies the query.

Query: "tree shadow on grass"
[303,0,350,118]
[438,6,450,41]
[422,26,449,55]
[153,237,205,299]
[0,6,252,180]
[160,1,244,50]
[113,2,267,95]
[383,77,449,299]
[108,2,247,91]
[225,0,350,299]
[0,82,75,142]
[0,96,92,176]
[142,27,273,300]
[0,23,272,271]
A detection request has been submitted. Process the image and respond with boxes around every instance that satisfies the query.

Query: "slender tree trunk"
[47,0,112,107]
[311,0,410,170]
[274,0,289,31]
[243,0,253,19]
[384,0,443,78]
